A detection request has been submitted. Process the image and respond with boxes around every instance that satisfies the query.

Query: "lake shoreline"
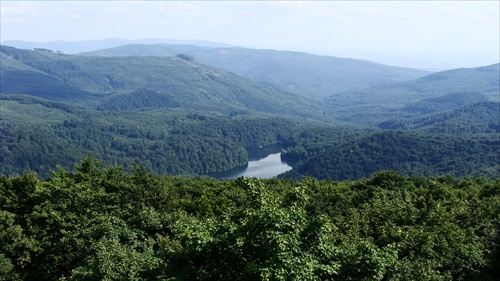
[207,144,293,179]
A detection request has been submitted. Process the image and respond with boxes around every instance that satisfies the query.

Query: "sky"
[1,1,499,70]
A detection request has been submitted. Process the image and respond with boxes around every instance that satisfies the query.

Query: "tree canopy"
[1,156,499,280]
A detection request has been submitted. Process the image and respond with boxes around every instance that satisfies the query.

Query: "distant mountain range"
[79,43,432,100]
[0,38,233,54]
[1,44,498,126]
[1,38,432,100]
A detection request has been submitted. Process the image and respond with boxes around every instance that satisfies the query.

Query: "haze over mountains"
[324,63,500,125]
[1,38,233,54]
[79,43,431,100]
[1,42,497,125]
[2,38,432,100]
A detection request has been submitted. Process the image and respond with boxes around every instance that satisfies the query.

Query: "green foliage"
[1,95,305,178]
[96,88,180,111]
[2,46,498,184]
[400,92,491,115]
[1,158,499,280]
[2,93,497,181]
[1,46,499,280]
[380,102,499,133]
[281,129,499,180]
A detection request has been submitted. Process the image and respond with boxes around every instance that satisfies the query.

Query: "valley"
[2,1,499,279]
[0,43,498,180]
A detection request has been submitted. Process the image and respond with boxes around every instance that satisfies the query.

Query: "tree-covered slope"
[2,45,498,182]
[281,130,499,180]
[80,43,432,100]
[379,101,500,132]
[399,91,492,115]
[1,45,324,118]
[279,98,499,180]
[0,94,306,178]
[324,63,500,125]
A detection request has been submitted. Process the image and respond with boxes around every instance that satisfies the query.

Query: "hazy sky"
[1,1,499,69]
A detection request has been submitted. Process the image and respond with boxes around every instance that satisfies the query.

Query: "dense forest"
[2,94,498,180]
[278,101,499,180]
[1,156,499,280]
[281,129,499,180]
[0,45,325,118]
[324,63,499,126]
[1,95,304,178]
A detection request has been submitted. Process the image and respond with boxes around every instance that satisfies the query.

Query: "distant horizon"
[2,37,498,72]
[1,1,498,71]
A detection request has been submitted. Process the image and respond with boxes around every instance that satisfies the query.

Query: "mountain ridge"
[0,38,233,54]
[1,45,325,119]
[324,63,500,126]
[78,43,432,100]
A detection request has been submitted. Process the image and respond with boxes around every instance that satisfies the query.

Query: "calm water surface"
[209,144,292,179]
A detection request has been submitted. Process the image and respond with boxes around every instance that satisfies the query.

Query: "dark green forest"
[1,95,303,178]
[2,95,498,180]
[279,101,499,180]
[281,130,499,180]
[1,157,499,280]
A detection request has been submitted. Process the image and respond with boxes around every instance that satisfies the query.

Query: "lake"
[208,144,293,179]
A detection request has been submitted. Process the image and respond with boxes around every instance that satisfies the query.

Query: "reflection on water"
[208,144,292,179]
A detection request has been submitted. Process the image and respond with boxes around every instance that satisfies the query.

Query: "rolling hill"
[79,43,432,100]
[0,93,311,177]
[0,45,328,177]
[280,128,500,181]
[1,45,325,118]
[379,101,500,132]
[324,63,500,126]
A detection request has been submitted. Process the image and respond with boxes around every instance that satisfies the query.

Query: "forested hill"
[0,45,324,118]
[326,63,500,107]
[379,101,500,132]
[1,93,313,178]
[79,43,431,100]
[324,63,500,126]
[281,129,499,181]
